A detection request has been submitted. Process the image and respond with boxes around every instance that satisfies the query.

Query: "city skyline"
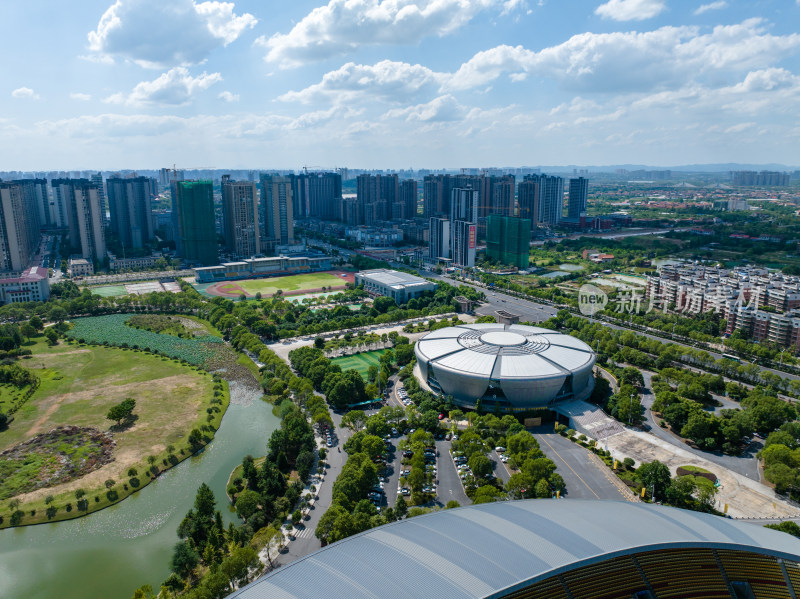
[1,0,799,170]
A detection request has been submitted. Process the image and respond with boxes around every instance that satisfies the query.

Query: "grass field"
[212,272,350,298]
[88,285,128,297]
[0,336,223,527]
[331,349,388,379]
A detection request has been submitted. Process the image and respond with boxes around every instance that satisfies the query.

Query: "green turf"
[234,272,347,296]
[88,285,128,297]
[331,349,388,379]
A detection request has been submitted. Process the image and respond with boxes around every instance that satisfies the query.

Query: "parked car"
[495,446,506,453]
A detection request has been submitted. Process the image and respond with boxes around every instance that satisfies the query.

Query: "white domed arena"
[414,324,595,411]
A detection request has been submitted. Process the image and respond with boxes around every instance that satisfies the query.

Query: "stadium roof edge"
[227,500,800,599]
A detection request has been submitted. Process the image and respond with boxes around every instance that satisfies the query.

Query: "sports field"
[204,271,354,299]
[331,349,388,379]
[88,285,128,297]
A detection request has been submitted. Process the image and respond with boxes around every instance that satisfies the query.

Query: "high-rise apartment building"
[51,178,106,262]
[106,176,156,249]
[451,220,476,268]
[482,175,515,218]
[450,187,479,223]
[90,173,107,223]
[0,183,34,272]
[11,179,45,247]
[18,179,51,230]
[290,172,341,220]
[221,176,260,258]
[260,174,294,252]
[568,177,589,219]
[519,174,564,228]
[355,173,398,225]
[399,179,417,219]
[486,215,531,269]
[174,180,217,266]
[429,217,451,261]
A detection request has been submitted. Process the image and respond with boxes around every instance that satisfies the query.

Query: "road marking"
[537,434,600,500]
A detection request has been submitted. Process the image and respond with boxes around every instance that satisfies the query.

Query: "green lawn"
[331,349,388,379]
[0,336,223,527]
[235,272,347,295]
[87,285,128,297]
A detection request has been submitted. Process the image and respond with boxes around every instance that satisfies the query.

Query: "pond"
[0,377,279,599]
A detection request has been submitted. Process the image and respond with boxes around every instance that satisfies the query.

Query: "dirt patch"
[0,426,114,500]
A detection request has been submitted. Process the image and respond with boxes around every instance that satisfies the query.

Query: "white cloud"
[446,19,800,92]
[257,0,510,68]
[595,0,665,21]
[694,1,727,15]
[104,67,222,105]
[218,90,239,102]
[383,94,464,121]
[279,60,446,104]
[70,92,92,101]
[88,0,256,67]
[11,87,39,100]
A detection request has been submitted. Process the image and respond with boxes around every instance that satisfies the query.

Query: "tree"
[169,541,199,578]
[468,454,493,480]
[445,500,461,509]
[637,460,672,501]
[395,496,408,519]
[314,337,325,350]
[341,410,367,432]
[106,398,136,426]
[234,489,261,522]
[44,327,59,345]
[766,521,800,538]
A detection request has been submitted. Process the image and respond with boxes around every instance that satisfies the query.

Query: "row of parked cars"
[397,384,413,406]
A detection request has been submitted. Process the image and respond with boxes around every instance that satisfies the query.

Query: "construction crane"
[171,164,216,179]
[302,165,327,174]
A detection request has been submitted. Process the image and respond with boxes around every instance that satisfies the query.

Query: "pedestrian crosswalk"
[291,526,314,540]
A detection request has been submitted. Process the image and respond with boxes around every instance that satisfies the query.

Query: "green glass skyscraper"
[486,215,531,269]
[175,180,217,266]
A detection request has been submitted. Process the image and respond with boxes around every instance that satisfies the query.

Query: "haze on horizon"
[2,0,799,171]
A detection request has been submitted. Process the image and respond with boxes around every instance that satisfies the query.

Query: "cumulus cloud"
[694,1,727,15]
[218,90,239,102]
[279,60,446,104]
[595,0,665,21]
[70,92,92,101]
[11,87,39,100]
[445,19,800,92]
[383,94,464,121]
[257,0,511,68]
[88,0,257,67]
[104,67,222,105]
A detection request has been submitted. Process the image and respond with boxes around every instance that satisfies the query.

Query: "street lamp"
[780,348,786,366]
[629,393,635,424]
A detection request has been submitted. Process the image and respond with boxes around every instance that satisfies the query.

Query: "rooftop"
[228,500,800,599]
[357,269,432,289]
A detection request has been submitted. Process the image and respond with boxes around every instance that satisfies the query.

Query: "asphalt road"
[530,426,629,501]
[638,370,762,480]
[436,439,472,507]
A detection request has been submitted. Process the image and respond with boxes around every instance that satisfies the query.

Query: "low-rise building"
[108,254,160,271]
[193,255,332,283]
[0,266,50,303]
[355,269,437,303]
[68,257,94,277]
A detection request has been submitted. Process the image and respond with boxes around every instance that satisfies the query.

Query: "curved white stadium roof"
[415,324,594,381]
[227,500,800,599]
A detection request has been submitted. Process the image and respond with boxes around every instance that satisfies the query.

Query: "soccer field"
[331,349,388,379]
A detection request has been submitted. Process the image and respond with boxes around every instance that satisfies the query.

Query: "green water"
[0,390,280,599]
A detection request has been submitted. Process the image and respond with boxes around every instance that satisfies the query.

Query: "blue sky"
[2,0,799,170]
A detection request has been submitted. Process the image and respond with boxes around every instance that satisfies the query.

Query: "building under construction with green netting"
[486,214,531,268]
[175,180,217,266]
